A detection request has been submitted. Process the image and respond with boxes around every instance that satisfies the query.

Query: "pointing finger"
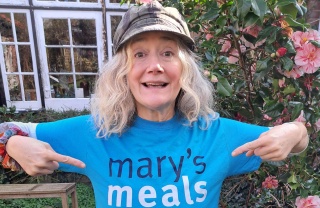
[47,152,86,168]
[232,140,263,157]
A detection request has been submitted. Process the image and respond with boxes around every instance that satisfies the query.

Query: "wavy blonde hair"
[91,37,216,137]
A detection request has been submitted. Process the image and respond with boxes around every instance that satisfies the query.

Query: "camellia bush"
[159,0,320,207]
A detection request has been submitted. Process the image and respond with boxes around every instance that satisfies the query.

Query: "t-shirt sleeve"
[220,118,269,176]
[36,115,94,174]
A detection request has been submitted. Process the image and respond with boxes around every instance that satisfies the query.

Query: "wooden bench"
[0,183,78,208]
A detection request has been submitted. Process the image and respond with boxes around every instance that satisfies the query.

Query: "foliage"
[162,0,320,207]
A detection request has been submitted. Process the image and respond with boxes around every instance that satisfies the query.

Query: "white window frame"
[34,10,104,111]
[0,9,42,110]
[106,11,125,59]
[0,0,28,6]
[32,0,102,8]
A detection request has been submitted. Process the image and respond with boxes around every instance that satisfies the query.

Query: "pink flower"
[262,176,278,189]
[291,30,320,48]
[283,65,304,79]
[211,75,218,83]
[276,47,287,57]
[278,78,286,87]
[295,43,320,74]
[205,33,214,41]
[218,37,231,53]
[263,114,272,121]
[295,110,306,123]
[295,195,320,208]
[242,25,261,38]
[314,119,320,132]
[228,45,246,64]
[203,70,210,77]
[273,118,284,126]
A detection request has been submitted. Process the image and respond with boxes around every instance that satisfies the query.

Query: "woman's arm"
[1,122,85,176]
[6,135,85,176]
[231,121,309,161]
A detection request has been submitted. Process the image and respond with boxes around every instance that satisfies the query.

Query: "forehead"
[130,31,178,45]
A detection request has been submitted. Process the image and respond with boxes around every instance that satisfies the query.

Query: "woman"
[1,1,308,207]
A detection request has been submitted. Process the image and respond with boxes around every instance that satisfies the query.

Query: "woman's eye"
[134,52,145,58]
[163,51,173,57]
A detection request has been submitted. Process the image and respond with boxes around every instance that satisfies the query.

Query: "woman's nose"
[147,55,164,73]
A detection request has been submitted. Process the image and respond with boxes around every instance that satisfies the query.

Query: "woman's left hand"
[231,122,309,161]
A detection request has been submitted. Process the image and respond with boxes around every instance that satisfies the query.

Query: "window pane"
[23,75,36,101]
[74,48,98,73]
[76,75,96,98]
[15,13,29,42]
[111,16,122,41]
[0,13,14,42]
[58,0,77,2]
[8,75,22,101]
[47,47,72,72]
[3,45,18,72]
[50,75,75,98]
[71,19,96,45]
[19,45,33,72]
[44,19,69,45]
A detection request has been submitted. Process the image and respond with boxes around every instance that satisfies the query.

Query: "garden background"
[1,0,320,207]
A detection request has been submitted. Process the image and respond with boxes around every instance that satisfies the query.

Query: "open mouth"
[142,82,169,88]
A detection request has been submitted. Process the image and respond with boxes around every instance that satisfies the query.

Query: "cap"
[113,0,195,52]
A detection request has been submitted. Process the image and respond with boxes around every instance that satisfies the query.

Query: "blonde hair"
[91,38,216,137]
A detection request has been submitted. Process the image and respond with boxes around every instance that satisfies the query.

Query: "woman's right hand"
[6,135,85,176]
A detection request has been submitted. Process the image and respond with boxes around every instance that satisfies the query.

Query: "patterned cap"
[113,0,195,52]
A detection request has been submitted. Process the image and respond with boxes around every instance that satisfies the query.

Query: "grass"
[0,183,95,208]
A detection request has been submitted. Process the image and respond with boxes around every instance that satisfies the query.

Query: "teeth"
[145,83,165,86]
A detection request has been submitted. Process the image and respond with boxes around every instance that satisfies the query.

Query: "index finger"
[232,140,262,157]
[47,151,86,168]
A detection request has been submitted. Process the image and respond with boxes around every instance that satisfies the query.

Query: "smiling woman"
[127,32,183,121]
[0,1,309,208]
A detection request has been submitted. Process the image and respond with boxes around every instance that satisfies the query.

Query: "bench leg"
[71,190,78,208]
[61,194,69,208]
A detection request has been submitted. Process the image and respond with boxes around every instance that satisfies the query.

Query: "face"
[127,32,182,121]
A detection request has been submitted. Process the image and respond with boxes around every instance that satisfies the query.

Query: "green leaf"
[284,41,296,53]
[243,12,260,27]
[256,57,271,72]
[279,3,298,18]
[280,56,294,71]
[284,16,306,29]
[217,77,233,97]
[276,0,297,7]
[216,16,227,28]
[256,26,279,43]
[289,101,304,119]
[288,172,298,184]
[283,84,296,95]
[310,40,320,48]
[251,0,268,19]
[236,0,252,19]
[201,7,220,20]
[264,100,284,117]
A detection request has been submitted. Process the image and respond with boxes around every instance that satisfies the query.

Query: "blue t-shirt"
[36,114,268,208]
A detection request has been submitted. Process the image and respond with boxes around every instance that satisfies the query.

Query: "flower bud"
[276,47,287,57]
[270,53,276,58]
